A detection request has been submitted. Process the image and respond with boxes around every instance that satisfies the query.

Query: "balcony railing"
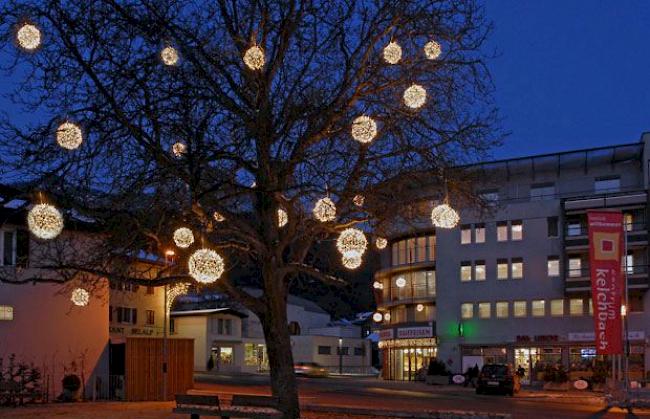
[565,221,647,237]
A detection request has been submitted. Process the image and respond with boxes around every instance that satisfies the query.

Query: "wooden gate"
[125,337,194,401]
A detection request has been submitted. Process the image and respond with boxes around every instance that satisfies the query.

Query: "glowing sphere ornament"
[56,122,83,150]
[341,253,362,270]
[312,197,336,222]
[161,46,179,66]
[384,312,391,321]
[188,248,224,284]
[353,194,365,207]
[28,204,64,240]
[336,228,367,258]
[372,281,383,290]
[16,23,41,51]
[395,276,406,288]
[243,45,265,70]
[277,208,288,228]
[403,84,427,109]
[424,40,442,60]
[172,142,187,157]
[375,237,387,250]
[416,303,424,312]
[383,41,402,64]
[71,288,90,307]
[173,227,194,248]
[372,312,383,322]
[431,203,460,229]
[351,116,377,144]
[213,211,225,222]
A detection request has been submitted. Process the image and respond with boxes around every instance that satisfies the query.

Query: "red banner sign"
[587,211,624,355]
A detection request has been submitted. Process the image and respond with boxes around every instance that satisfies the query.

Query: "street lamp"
[338,338,343,375]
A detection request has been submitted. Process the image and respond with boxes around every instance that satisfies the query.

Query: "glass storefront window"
[388,347,437,381]
[244,343,268,371]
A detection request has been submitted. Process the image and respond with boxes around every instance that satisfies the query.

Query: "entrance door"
[514,348,538,384]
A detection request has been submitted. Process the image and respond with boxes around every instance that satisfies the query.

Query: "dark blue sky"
[485,0,650,158]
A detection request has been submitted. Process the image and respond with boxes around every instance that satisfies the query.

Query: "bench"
[173,394,282,418]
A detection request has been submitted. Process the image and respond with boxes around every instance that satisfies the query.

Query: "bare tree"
[0,1,500,416]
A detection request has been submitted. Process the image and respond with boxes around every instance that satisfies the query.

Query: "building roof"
[170,307,248,318]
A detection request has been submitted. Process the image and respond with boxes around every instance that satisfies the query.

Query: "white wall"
[172,316,207,371]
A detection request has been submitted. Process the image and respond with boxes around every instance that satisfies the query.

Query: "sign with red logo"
[587,211,624,355]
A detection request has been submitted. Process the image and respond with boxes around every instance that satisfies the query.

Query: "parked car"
[294,362,329,377]
[476,364,517,396]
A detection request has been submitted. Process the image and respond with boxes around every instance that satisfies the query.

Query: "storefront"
[378,326,437,380]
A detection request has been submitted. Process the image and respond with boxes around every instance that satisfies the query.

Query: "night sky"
[0,1,648,160]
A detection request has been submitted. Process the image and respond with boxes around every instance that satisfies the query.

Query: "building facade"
[375,133,650,383]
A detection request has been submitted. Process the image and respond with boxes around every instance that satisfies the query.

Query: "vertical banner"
[587,211,624,355]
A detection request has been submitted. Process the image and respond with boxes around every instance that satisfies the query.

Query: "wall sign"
[379,328,394,340]
[397,327,432,339]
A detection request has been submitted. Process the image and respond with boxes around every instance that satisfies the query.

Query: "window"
[547,217,559,238]
[475,224,485,243]
[146,310,155,325]
[513,301,527,317]
[427,236,435,261]
[497,259,508,280]
[460,262,472,282]
[547,257,560,277]
[146,286,154,295]
[588,298,593,315]
[511,221,523,241]
[245,343,266,366]
[511,258,523,279]
[478,302,491,319]
[550,299,564,316]
[288,321,301,335]
[461,303,474,319]
[474,261,486,281]
[318,346,331,355]
[461,225,472,244]
[532,300,545,317]
[497,222,508,242]
[569,299,584,316]
[215,346,233,365]
[414,304,429,321]
[624,213,634,232]
[530,183,555,201]
[415,236,428,263]
[568,257,582,277]
[626,252,634,274]
[496,302,509,318]
[594,177,620,193]
[117,307,137,324]
[3,231,14,266]
[0,305,13,321]
[16,230,29,268]
[216,318,233,335]
[567,220,582,236]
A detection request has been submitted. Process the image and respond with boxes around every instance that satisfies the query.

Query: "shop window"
[497,259,508,280]
[146,310,155,325]
[547,256,560,277]
[478,302,491,319]
[496,302,509,318]
[475,224,485,243]
[569,299,584,316]
[547,217,559,238]
[594,177,620,193]
[568,257,582,277]
[511,221,523,241]
[497,222,508,242]
[0,305,13,321]
[214,346,233,365]
[461,303,474,319]
[550,299,564,316]
[532,300,545,317]
[513,301,527,317]
[318,345,331,355]
[511,258,523,279]
[474,261,486,281]
[460,262,472,282]
[461,225,472,244]
[530,183,555,201]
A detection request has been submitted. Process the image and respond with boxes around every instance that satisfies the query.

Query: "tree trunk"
[260,278,300,419]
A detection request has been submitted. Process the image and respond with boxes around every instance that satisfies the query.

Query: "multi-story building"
[374,133,650,383]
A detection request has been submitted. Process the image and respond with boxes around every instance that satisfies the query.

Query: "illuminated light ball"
[213,211,225,222]
[424,40,442,60]
[188,248,224,284]
[383,41,402,64]
[173,227,194,248]
[341,253,362,270]
[395,276,406,288]
[243,45,265,70]
[383,312,391,321]
[27,204,64,240]
[16,23,41,51]
[71,288,90,306]
[56,122,83,150]
[351,115,377,144]
[336,228,367,257]
[277,208,288,228]
[431,203,460,229]
[416,304,424,312]
[403,84,427,109]
[172,141,186,157]
[375,237,387,250]
[312,197,336,222]
[372,281,383,290]
[160,46,179,66]
[353,194,365,207]
[372,312,383,322]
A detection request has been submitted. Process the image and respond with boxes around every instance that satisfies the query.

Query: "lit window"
[550,299,564,316]
[475,224,485,243]
[513,301,527,317]
[594,177,620,193]
[461,225,472,244]
[588,298,593,315]
[624,213,633,232]
[497,259,508,280]
[511,221,523,241]
[568,257,582,277]
[478,302,491,319]
[567,221,582,237]
[547,257,560,277]
[532,300,545,317]
[569,299,584,316]
[0,305,13,321]
[461,303,474,319]
[496,302,509,318]
[474,261,486,281]
[460,262,472,282]
[511,258,523,279]
[626,252,634,274]
[530,184,555,201]
[497,222,508,242]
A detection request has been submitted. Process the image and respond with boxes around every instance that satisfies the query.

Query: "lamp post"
[338,338,343,375]
[163,249,175,401]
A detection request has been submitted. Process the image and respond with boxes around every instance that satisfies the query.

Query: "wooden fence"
[125,337,194,401]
